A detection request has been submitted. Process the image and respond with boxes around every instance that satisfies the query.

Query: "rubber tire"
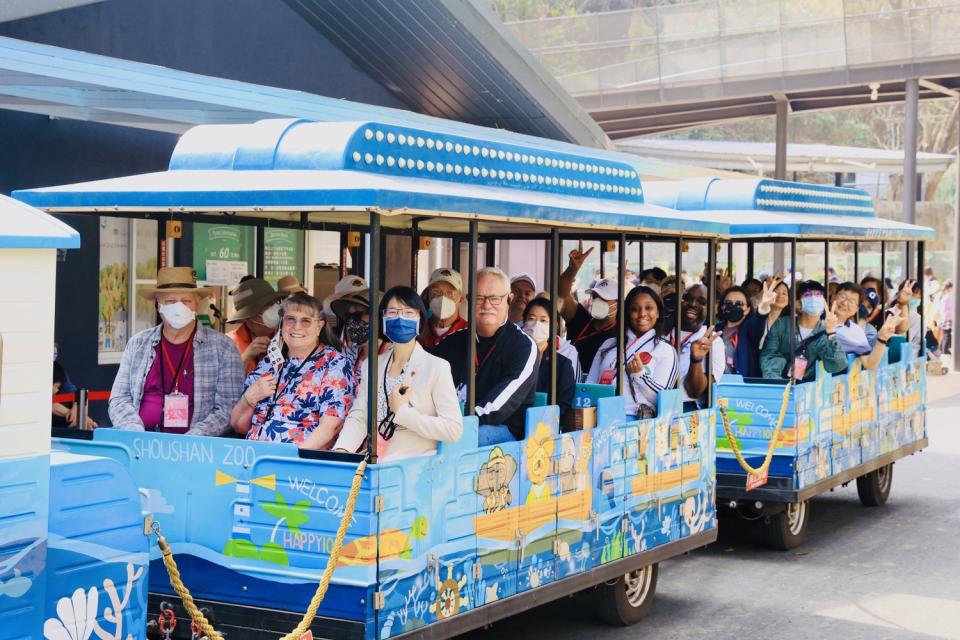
[762,500,808,550]
[593,563,659,626]
[856,463,893,507]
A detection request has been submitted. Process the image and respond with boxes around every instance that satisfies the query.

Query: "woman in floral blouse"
[230,293,354,449]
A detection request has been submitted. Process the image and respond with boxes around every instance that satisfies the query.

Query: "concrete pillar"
[904,78,919,275]
[773,94,788,275]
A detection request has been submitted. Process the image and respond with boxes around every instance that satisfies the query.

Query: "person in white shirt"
[334,286,462,461]
[587,285,678,419]
[668,284,724,407]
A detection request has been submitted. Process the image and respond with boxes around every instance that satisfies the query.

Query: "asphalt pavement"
[468,374,960,640]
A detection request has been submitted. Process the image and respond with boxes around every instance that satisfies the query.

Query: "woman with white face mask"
[522,297,575,426]
[335,286,463,461]
[108,267,244,435]
[420,268,467,349]
[226,278,284,374]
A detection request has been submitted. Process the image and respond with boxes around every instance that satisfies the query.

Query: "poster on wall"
[98,218,130,365]
[263,228,304,286]
[193,223,255,286]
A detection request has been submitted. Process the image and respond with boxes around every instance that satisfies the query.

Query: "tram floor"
[463,374,960,640]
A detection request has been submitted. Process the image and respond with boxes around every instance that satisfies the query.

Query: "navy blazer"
[715,312,767,379]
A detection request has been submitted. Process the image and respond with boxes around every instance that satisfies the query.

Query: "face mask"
[719,304,745,323]
[158,302,196,329]
[383,316,419,344]
[800,295,825,317]
[858,304,870,319]
[261,303,281,329]
[908,298,920,311]
[590,298,611,321]
[345,317,369,344]
[429,296,458,321]
[524,320,550,343]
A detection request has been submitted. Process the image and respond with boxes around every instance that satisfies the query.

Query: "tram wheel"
[856,463,893,507]
[762,500,808,550]
[593,563,659,626]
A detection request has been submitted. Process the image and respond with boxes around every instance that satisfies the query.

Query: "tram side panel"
[679,407,716,540]
[589,395,629,569]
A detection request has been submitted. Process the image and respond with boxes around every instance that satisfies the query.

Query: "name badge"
[792,355,808,381]
[163,392,189,431]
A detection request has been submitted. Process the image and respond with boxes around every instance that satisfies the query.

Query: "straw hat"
[277,275,308,295]
[227,278,281,323]
[138,266,216,300]
[331,290,374,321]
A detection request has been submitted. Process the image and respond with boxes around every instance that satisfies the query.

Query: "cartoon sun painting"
[430,564,469,621]
[525,421,555,503]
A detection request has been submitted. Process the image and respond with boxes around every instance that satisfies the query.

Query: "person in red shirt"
[226,278,283,374]
[421,268,467,349]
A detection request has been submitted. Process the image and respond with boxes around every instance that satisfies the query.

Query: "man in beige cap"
[421,267,467,349]
[108,266,243,436]
[226,278,283,374]
[509,273,538,325]
[277,275,308,296]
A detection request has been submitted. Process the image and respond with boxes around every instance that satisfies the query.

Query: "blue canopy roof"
[13,119,726,237]
[0,194,79,249]
[644,178,934,241]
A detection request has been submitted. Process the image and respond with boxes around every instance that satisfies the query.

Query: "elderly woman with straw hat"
[108,267,244,435]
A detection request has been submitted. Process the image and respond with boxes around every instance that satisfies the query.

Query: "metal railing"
[506,0,960,95]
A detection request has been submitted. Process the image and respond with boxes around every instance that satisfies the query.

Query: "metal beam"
[904,78,919,275]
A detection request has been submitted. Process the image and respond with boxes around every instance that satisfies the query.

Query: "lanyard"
[670,330,696,349]
[574,318,614,344]
[474,343,497,371]
[159,329,195,394]
[727,326,739,350]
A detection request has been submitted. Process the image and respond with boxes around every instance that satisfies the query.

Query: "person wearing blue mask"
[760,280,847,381]
[334,286,463,460]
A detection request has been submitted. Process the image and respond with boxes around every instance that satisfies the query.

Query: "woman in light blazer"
[334,286,463,461]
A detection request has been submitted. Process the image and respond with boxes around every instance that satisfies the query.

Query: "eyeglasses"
[282,315,318,328]
[682,294,707,306]
[382,308,419,320]
[475,294,508,307]
[722,300,746,308]
[835,295,860,307]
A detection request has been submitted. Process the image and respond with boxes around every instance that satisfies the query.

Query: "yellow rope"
[152,457,369,640]
[718,380,792,476]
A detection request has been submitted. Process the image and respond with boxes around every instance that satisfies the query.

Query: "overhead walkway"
[507,0,960,137]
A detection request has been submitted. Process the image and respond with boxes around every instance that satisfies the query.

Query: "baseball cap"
[428,267,463,292]
[511,273,538,292]
[586,277,618,301]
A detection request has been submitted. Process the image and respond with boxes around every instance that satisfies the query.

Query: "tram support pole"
[789,240,797,378]
[674,238,683,371]
[411,219,420,287]
[467,221,479,415]
[747,241,755,280]
[853,240,859,282]
[706,239,717,407]
[367,211,381,464]
[824,241,830,288]
[616,233,626,396]
[954,111,960,371]
[881,242,887,308]
[773,94,789,276]
[549,229,560,405]
[919,241,926,358]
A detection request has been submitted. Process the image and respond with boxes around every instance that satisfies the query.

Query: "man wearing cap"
[226,278,283,374]
[422,268,467,349]
[508,273,538,325]
[108,267,244,436]
[277,275,308,297]
[557,242,621,374]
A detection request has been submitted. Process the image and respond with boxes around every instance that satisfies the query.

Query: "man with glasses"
[430,267,539,445]
[760,280,847,381]
[668,284,724,406]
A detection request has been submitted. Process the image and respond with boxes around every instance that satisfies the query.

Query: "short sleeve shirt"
[244,345,355,444]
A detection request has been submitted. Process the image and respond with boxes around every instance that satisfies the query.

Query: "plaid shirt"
[108,323,244,436]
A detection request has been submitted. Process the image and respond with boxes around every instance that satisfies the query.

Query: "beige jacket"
[335,342,463,461]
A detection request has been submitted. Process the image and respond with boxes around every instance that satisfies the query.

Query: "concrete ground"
[468,373,960,640]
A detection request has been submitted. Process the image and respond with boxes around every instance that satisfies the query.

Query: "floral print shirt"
[244,345,355,444]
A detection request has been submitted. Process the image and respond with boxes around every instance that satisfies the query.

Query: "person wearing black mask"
[715,280,777,378]
[332,287,377,385]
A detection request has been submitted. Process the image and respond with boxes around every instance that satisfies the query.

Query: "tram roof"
[13,119,727,237]
[644,178,934,242]
[0,194,79,249]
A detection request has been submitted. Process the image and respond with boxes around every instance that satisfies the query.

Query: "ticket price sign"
[194,224,255,286]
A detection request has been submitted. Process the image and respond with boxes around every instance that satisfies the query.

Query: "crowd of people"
[89,247,947,461]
